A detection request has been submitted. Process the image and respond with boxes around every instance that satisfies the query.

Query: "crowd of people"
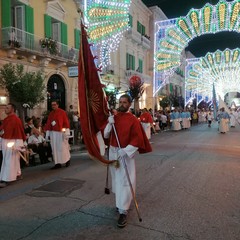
[0,97,239,229]
[0,100,82,188]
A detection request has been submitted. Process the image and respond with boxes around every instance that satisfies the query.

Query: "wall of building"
[0,0,80,120]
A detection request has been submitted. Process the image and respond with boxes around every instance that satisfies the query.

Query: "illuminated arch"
[84,0,131,67]
[154,0,240,96]
[185,48,240,106]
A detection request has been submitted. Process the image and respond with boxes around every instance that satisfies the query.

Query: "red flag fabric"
[78,22,111,165]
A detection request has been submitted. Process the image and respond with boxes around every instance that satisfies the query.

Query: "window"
[137,21,145,35]
[14,6,25,43]
[128,14,133,28]
[52,22,61,41]
[126,53,135,70]
[74,29,80,49]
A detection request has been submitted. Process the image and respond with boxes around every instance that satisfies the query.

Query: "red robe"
[109,112,152,154]
[0,114,26,140]
[45,108,70,132]
[139,112,153,124]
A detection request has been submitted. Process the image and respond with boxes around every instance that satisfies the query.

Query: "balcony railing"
[1,27,79,62]
[125,29,142,45]
[141,35,151,49]
[125,70,152,85]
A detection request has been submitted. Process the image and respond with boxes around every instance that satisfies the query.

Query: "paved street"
[1,122,240,240]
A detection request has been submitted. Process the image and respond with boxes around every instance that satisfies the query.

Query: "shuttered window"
[74,29,80,49]
[126,53,135,70]
[1,0,11,27]
[25,5,34,49]
[128,14,133,28]
[44,14,52,37]
[25,5,34,33]
[138,59,143,73]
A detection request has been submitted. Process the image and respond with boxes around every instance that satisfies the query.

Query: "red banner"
[78,22,110,164]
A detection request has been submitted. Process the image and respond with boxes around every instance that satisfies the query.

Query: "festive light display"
[154,0,240,96]
[185,48,240,106]
[84,0,131,68]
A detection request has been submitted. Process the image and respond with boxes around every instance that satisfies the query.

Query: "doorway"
[47,74,66,111]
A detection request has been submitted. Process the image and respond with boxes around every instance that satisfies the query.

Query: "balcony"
[125,29,142,45]
[125,70,152,85]
[141,35,151,49]
[1,27,79,65]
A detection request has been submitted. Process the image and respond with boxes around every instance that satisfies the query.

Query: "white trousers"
[49,131,70,164]
[0,139,23,182]
[109,146,136,214]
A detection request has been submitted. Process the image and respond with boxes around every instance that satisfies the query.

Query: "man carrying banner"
[104,94,152,228]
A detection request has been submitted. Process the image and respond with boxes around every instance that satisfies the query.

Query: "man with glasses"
[45,100,71,169]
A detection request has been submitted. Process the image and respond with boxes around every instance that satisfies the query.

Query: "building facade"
[0,0,81,119]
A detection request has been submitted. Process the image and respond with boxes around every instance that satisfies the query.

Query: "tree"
[0,63,45,119]
[160,96,170,109]
[160,94,185,110]
[128,76,144,114]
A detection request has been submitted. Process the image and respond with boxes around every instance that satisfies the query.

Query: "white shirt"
[28,134,45,144]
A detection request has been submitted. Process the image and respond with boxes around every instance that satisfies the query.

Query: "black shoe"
[50,164,61,170]
[65,160,70,167]
[0,181,8,188]
[117,214,127,228]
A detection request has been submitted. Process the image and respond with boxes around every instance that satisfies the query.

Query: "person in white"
[230,109,238,128]
[104,94,151,228]
[207,111,214,127]
[218,107,230,133]
[44,100,71,169]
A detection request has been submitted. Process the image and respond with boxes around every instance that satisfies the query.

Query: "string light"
[85,0,131,67]
[154,0,240,96]
[185,48,240,106]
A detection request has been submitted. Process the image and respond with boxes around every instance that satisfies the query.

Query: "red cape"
[109,112,152,154]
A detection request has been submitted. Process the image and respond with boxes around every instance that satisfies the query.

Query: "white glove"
[118,148,128,159]
[45,131,50,140]
[108,115,115,124]
[65,128,70,136]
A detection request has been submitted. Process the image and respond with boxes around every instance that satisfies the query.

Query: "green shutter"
[138,59,143,73]
[44,14,52,37]
[137,21,141,33]
[126,53,129,69]
[61,22,68,56]
[61,22,68,44]
[74,29,80,49]
[142,25,145,35]
[133,56,135,70]
[128,14,133,28]
[1,0,11,27]
[25,5,34,33]
[25,5,34,49]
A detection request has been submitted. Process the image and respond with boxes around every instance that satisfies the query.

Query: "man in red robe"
[44,100,70,169]
[104,94,152,228]
[0,103,26,188]
[139,108,154,139]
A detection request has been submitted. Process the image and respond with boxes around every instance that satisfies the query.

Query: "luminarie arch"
[154,0,240,99]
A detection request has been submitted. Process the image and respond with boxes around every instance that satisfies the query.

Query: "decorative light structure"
[185,48,240,106]
[154,0,240,96]
[84,0,131,68]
